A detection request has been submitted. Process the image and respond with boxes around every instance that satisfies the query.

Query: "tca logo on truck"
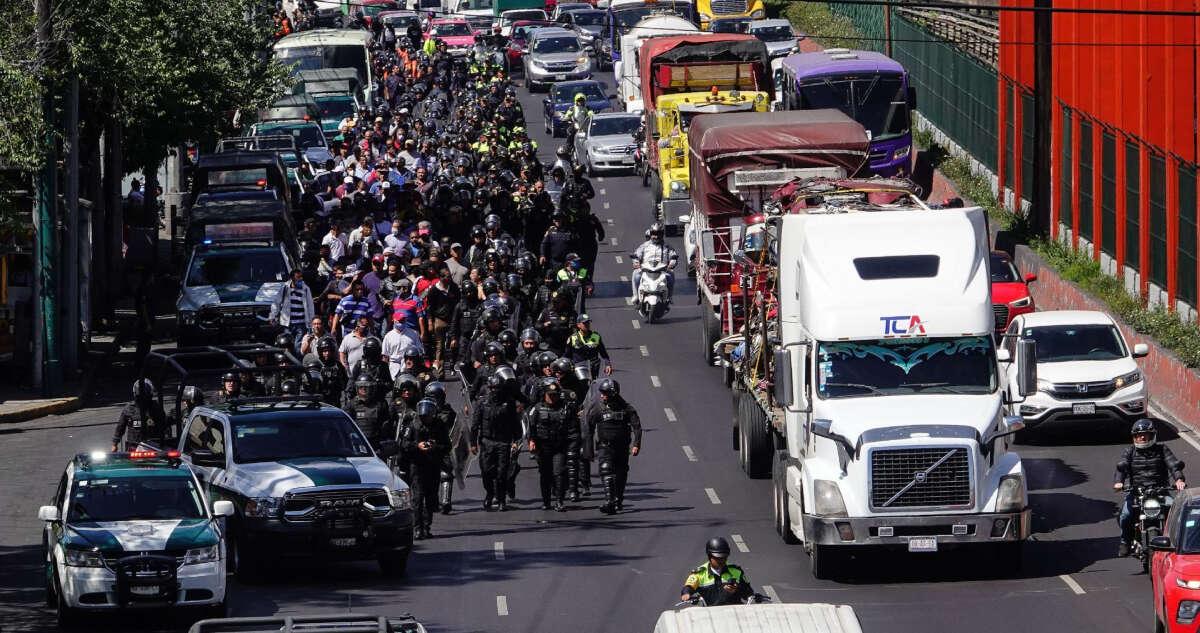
[880,315,926,335]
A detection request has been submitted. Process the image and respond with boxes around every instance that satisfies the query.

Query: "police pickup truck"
[39,450,232,626]
[176,396,413,580]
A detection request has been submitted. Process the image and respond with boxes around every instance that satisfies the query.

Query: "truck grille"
[870,447,972,510]
[710,0,748,15]
[992,303,1009,331]
[868,148,890,163]
[200,304,268,326]
[1048,380,1115,400]
[283,487,391,522]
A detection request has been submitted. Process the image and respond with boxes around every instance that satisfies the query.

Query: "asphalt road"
[0,65,1194,633]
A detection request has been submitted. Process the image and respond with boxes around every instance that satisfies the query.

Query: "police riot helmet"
[417,398,438,421]
[706,537,731,559]
[482,307,502,323]
[597,378,620,397]
[304,357,322,371]
[550,357,573,376]
[496,328,518,349]
[484,213,502,230]
[481,277,501,296]
[534,350,557,371]
[181,385,204,407]
[279,379,300,395]
[520,328,541,345]
[1132,418,1157,449]
[486,373,505,390]
[484,341,505,359]
[424,381,447,405]
[132,378,155,401]
[543,377,562,401]
[394,373,420,395]
[362,337,383,362]
[403,347,424,363]
[317,336,337,356]
[355,374,376,398]
[221,371,240,385]
[274,332,295,350]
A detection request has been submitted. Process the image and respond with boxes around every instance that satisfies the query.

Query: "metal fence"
[827,2,885,53]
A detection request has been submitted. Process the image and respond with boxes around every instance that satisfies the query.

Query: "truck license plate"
[1072,403,1096,415]
[130,585,159,596]
[329,537,357,547]
[908,537,938,552]
[553,74,566,81]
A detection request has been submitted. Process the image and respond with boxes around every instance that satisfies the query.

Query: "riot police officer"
[470,374,522,511]
[314,337,347,407]
[344,337,390,406]
[389,373,423,483]
[217,371,242,403]
[527,378,581,511]
[111,379,167,451]
[586,378,642,514]
[425,382,460,515]
[403,398,452,539]
[345,375,392,448]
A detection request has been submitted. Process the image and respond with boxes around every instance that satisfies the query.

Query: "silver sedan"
[574,112,642,175]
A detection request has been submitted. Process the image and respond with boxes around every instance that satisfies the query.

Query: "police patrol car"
[39,450,232,626]
[174,397,413,580]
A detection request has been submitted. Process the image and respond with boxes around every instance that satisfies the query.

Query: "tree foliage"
[0,2,47,172]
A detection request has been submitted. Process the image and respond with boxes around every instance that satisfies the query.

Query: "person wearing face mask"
[269,268,315,345]
[383,220,408,253]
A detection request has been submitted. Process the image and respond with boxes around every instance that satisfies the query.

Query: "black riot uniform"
[402,398,452,538]
[526,381,581,511]
[389,374,423,483]
[536,294,576,356]
[424,382,460,515]
[586,379,643,514]
[313,338,347,406]
[344,342,391,407]
[470,375,523,510]
[111,380,166,451]
[344,377,393,449]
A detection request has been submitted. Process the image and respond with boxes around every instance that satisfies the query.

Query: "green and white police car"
[39,450,232,626]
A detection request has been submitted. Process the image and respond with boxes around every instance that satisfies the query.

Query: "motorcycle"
[635,258,670,324]
[674,587,771,608]
[1126,486,1173,572]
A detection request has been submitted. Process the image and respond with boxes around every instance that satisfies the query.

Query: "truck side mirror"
[773,348,793,407]
[774,345,810,413]
[1016,339,1038,397]
[699,229,716,263]
[907,86,917,110]
[191,449,225,469]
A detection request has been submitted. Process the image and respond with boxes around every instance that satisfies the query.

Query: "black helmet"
[556,145,571,159]
[355,375,376,397]
[649,222,664,242]
[221,371,240,384]
[417,398,438,421]
[482,307,502,323]
[550,357,573,376]
[304,357,322,371]
[597,378,620,397]
[481,277,501,296]
[394,373,420,394]
[274,332,295,350]
[543,377,563,399]
[487,373,505,390]
[181,385,204,406]
[424,381,447,405]
[496,328,518,349]
[1132,418,1157,449]
[495,365,517,384]
[520,327,541,345]
[279,379,300,395]
[317,336,337,355]
[534,350,557,371]
[362,337,382,362]
[484,213,502,230]
[132,378,155,401]
[403,347,424,363]
[484,341,505,358]
[705,537,731,559]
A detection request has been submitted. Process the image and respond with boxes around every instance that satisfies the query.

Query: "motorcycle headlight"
[389,487,411,510]
[813,479,848,517]
[1179,600,1200,625]
[893,145,911,161]
[63,548,105,568]
[183,545,220,565]
[1143,497,1163,518]
[669,180,688,193]
[1114,369,1142,389]
[243,497,282,518]
[996,474,1025,513]
[1009,296,1032,308]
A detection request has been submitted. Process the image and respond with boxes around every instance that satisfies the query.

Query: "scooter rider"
[680,537,755,606]
[1114,418,1185,557]
[631,222,677,304]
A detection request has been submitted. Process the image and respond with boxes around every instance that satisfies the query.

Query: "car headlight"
[1036,378,1052,393]
[388,487,411,510]
[1143,497,1163,518]
[1114,369,1142,389]
[1009,296,1032,308]
[1179,600,1200,625]
[893,145,911,160]
[63,548,105,568]
[243,497,282,518]
[183,544,220,565]
[530,58,544,68]
[669,180,688,193]
[750,9,765,18]
[179,310,197,326]
[1178,578,1200,589]
[996,474,1025,513]
[813,479,847,517]
[575,56,587,64]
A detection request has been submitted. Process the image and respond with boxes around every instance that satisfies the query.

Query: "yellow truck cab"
[649,88,767,221]
[695,0,764,30]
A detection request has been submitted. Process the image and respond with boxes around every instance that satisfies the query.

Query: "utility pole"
[33,0,61,394]
[63,74,80,377]
[1032,0,1053,235]
[883,2,892,57]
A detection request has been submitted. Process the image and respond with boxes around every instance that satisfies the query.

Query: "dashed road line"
[599,188,607,195]
[682,445,697,461]
[496,595,509,616]
[606,217,613,224]
[1059,574,1086,595]
[604,201,611,210]
[731,534,749,553]
[615,255,624,264]
[664,407,677,422]
[494,541,505,560]
[761,584,780,603]
[650,375,661,387]
[620,275,629,282]
[631,319,641,330]
[705,488,722,504]
[610,237,618,246]
[639,345,649,357]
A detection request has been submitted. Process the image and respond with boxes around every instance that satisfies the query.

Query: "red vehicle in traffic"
[1152,488,1200,632]
[989,250,1036,335]
[506,20,553,67]
[359,0,403,27]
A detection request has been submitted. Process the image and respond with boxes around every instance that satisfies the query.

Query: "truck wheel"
[700,296,717,365]
[731,424,739,451]
[649,171,662,217]
[379,551,409,578]
[773,452,799,544]
[809,544,838,580]
[739,393,771,479]
[55,573,79,629]
[231,530,263,584]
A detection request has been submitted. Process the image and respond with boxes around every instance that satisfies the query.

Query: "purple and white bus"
[777,49,916,177]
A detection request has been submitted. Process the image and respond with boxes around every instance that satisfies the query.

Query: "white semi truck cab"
[732,195,1037,578]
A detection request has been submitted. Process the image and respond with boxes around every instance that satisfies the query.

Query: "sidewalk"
[0,319,127,423]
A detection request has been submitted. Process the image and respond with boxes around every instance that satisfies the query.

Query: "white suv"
[1001,310,1149,427]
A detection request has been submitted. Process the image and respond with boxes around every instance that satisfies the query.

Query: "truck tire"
[700,296,717,365]
[231,528,264,583]
[650,170,663,221]
[738,393,771,479]
[773,452,799,544]
[640,160,650,186]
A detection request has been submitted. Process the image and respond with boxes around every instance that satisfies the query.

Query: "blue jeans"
[1118,492,1135,542]
[287,324,308,354]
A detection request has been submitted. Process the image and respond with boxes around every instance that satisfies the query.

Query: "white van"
[653,604,864,633]
[614,14,699,113]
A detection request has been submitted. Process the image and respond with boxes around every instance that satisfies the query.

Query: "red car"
[1152,488,1200,631]
[507,20,554,67]
[359,0,403,27]
[989,250,1035,335]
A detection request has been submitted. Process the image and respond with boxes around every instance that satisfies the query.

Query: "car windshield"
[534,36,580,53]
[459,0,493,9]
[611,5,691,31]
[990,254,1021,283]
[434,22,472,36]
[255,123,325,150]
[231,414,373,463]
[1021,324,1127,362]
[712,19,749,33]
[751,25,793,41]
[505,10,545,22]
[315,95,356,119]
[590,116,639,136]
[363,1,401,16]
[572,11,604,25]
[816,336,997,399]
[205,168,268,187]
[798,73,910,141]
[186,249,287,287]
[277,45,368,88]
[68,476,205,522]
[554,83,605,102]
[382,14,419,27]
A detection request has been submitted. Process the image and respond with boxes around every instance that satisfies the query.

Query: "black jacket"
[1115,444,1185,489]
[470,391,522,445]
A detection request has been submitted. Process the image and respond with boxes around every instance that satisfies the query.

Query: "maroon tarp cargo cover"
[638,34,773,107]
[687,109,870,216]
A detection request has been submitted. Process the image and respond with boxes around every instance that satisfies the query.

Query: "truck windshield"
[232,414,373,463]
[254,123,325,150]
[1020,324,1126,362]
[612,5,692,33]
[277,45,368,88]
[68,477,205,522]
[187,249,287,287]
[816,336,996,399]
[315,95,356,120]
[798,74,909,141]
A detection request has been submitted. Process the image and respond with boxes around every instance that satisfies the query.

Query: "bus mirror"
[907,86,917,110]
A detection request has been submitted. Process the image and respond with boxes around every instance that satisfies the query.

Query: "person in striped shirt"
[333,280,373,338]
[269,269,315,345]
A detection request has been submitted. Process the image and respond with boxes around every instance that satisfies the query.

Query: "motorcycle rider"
[631,222,678,304]
[527,378,581,511]
[1114,418,1186,557]
[562,93,591,150]
[680,537,756,606]
[111,379,167,451]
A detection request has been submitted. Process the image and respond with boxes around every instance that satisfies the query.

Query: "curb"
[0,397,83,424]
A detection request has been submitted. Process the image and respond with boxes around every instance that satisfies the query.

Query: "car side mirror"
[38,505,60,522]
[191,449,226,469]
[1133,343,1150,358]
[608,93,617,100]
[212,500,235,517]
[378,439,400,458]
[1150,535,1174,551]
[1016,339,1038,397]
[679,215,691,225]
[1024,272,1037,283]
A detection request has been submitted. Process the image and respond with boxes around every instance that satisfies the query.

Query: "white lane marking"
[610,237,618,246]
[497,595,509,616]
[599,188,607,195]
[604,201,611,210]
[639,345,649,357]
[631,319,641,330]
[615,255,624,264]
[597,177,605,183]
[620,275,629,282]
[762,584,780,603]
[682,445,697,462]
[650,375,661,387]
[1059,574,1086,595]
[731,534,749,553]
[664,407,677,422]
[625,297,634,305]
[705,488,722,505]
[1179,431,1200,455]
[606,217,613,224]
[494,541,505,560]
